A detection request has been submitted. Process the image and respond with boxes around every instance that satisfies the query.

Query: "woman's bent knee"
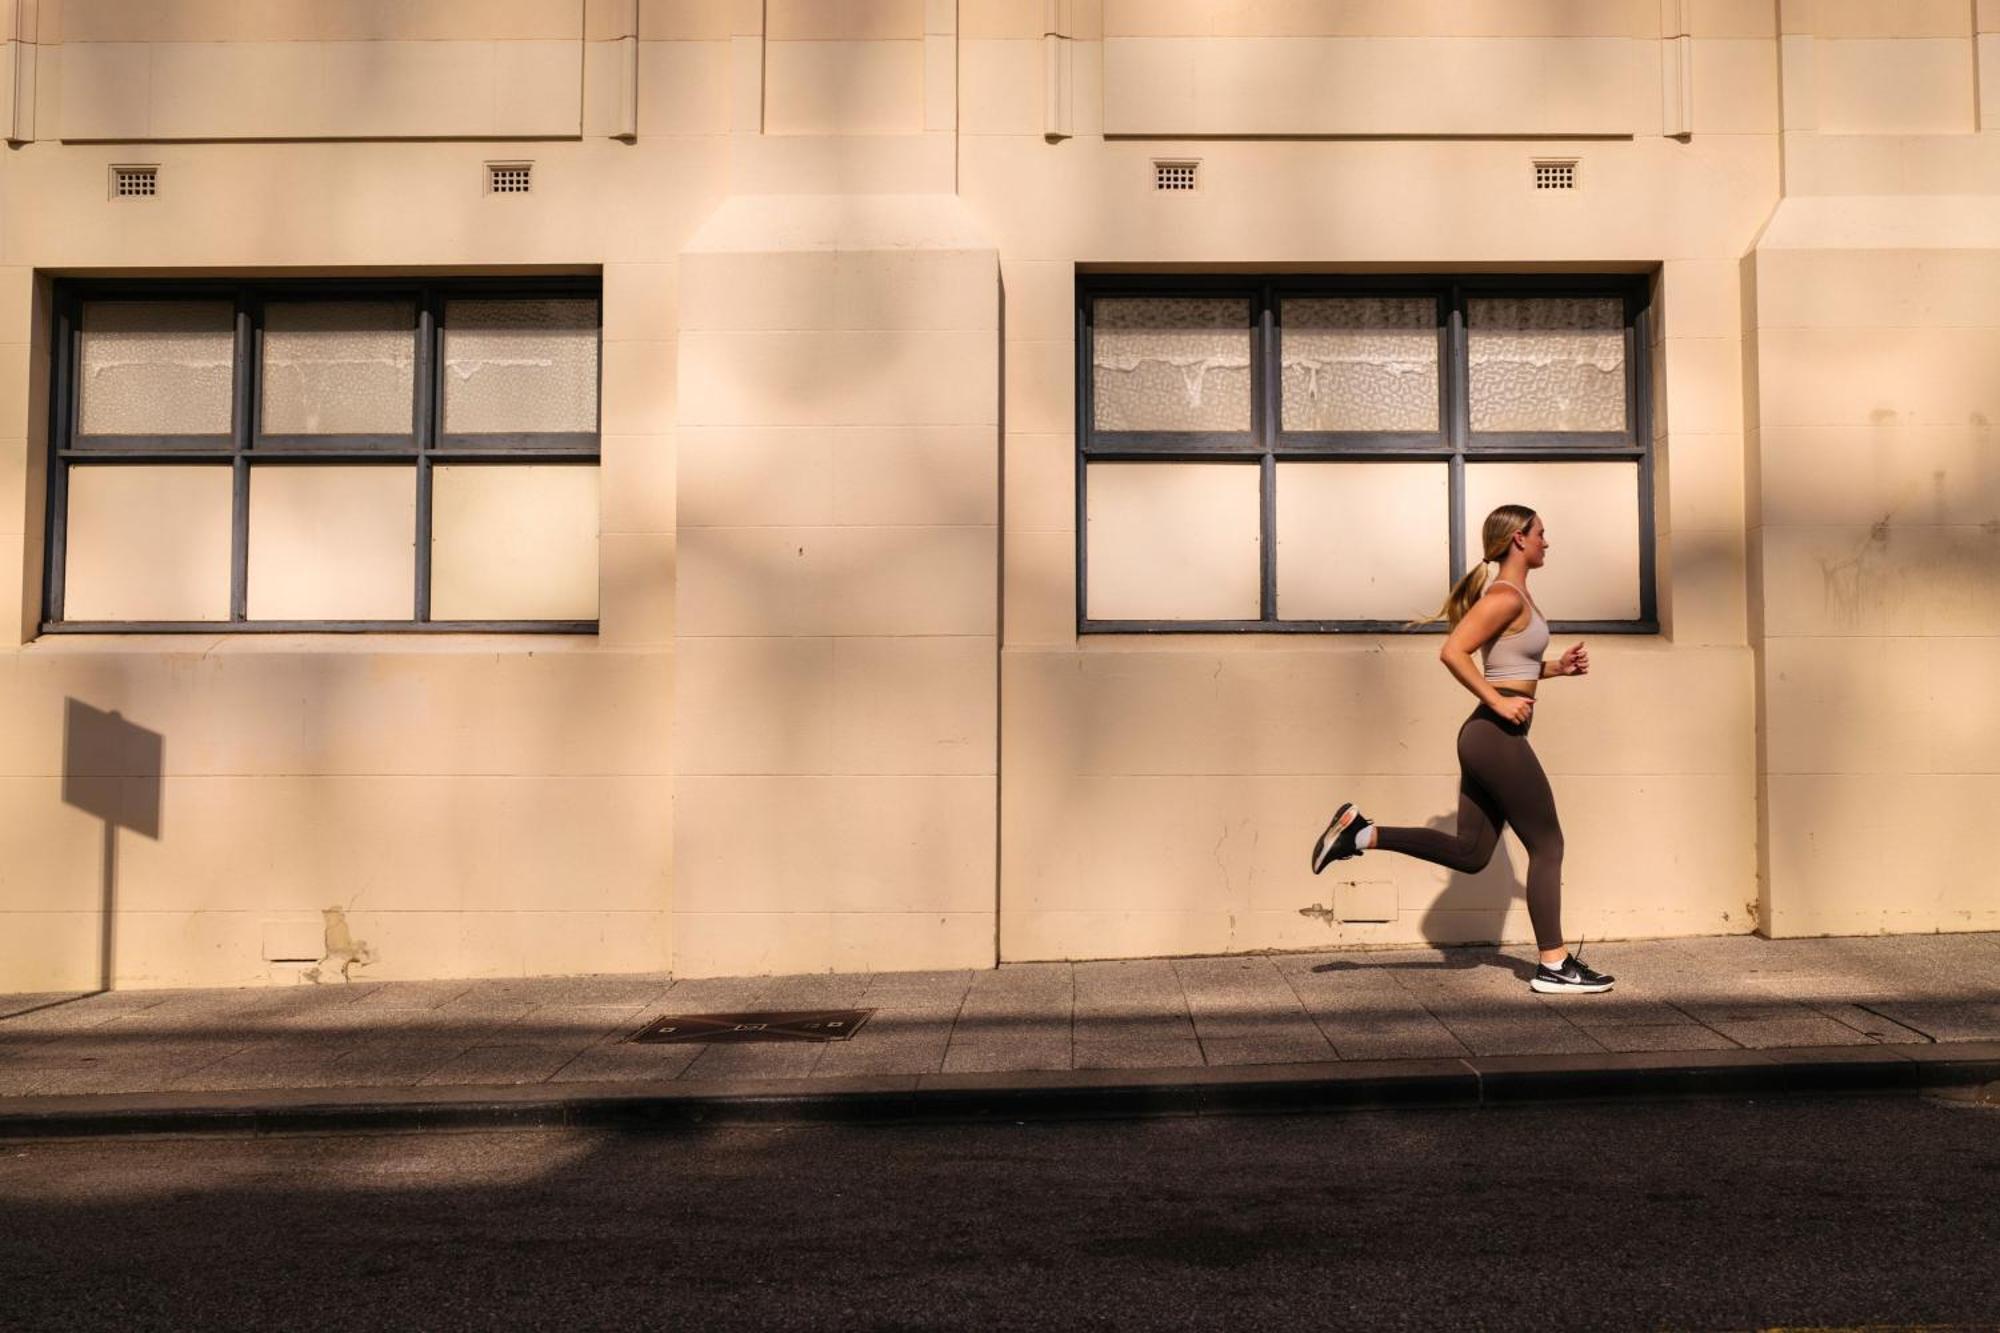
[1446,840,1496,874]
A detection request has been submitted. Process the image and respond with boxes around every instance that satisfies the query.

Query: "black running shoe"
[1530,950,1615,994]
[1311,802,1371,874]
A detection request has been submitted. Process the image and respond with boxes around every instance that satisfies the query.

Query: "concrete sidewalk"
[4,933,1999,1137]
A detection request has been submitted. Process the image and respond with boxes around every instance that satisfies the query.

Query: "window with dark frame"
[1076,275,1656,634]
[43,277,602,634]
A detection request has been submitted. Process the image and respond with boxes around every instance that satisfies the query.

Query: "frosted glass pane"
[1467,297,1626,432]
[1276,463,1448,620]
[247,466,415,620]
[1462,462,1641,620]
[261,302,416,436]
[1085,462,1261,620]
[1092,298,1251,432]
[78,302,235,436]
[1280,298,1438,432]
[64,465,233,621]
[431,464,600,620]
[442,299,601,434]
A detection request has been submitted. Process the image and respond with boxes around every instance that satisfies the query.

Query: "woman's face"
[1516,516,1548,568]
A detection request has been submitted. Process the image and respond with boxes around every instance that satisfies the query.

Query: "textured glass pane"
[431,464,599,620]
[1462,462,1640,620]
[1276,463,1448,620]
[1467,297,1626,432]
[247,466,416,620]
[1085,462,1261,620]
[78,302,235,436]
[442,298,601,434]
[1092,298,1251,432]
[63,465,234,621]
[261,302,416,436]
[1280,298,1438,431]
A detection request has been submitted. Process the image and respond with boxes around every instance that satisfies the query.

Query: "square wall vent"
[110,165,158,198]
[486,161,533,195]
[1534,159,1578,190]
[1154,159,1200,192]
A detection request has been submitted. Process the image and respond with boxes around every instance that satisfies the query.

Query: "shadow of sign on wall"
[61,699,164,992]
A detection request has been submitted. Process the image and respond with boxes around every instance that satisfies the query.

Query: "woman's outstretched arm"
[1542,643,1589,679]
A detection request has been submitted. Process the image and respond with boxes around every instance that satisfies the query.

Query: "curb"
[3,1041,1998,1140]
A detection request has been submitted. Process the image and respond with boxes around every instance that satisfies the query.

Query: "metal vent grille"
[486,162,533,195]
[111,165,158,198]
[1534,160,1577,190]
[1154,160,1199,192]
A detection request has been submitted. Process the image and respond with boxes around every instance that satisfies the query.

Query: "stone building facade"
[1,0,1995,990]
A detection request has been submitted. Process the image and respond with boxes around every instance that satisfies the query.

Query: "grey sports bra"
[1479,579,1549,682]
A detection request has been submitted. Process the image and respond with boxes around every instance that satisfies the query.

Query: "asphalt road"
[3,1094,1997,1332]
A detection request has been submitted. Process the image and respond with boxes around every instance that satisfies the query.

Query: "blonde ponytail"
[1410,504,1538,629]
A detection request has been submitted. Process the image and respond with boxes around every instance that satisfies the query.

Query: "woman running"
[1310,503,1613,995]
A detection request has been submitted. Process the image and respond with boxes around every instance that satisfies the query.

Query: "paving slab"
[547,1041,703,1084]
[1864,1000,2000,1043]
[1072,1037,1207,1070]
[1590,1024,1742,1054]
[681,1042,828,1081]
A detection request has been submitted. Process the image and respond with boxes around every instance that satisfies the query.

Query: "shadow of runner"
[1312,810,1534,979]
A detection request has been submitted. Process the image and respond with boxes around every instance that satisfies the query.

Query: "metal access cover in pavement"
[629,1010,877,1044]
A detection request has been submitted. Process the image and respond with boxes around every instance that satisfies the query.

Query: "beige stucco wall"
[977,0,1770,959]
[672,194,999,977]
[1736,0,2000,938]
[0,0,1992,989]
[0,0,713,989]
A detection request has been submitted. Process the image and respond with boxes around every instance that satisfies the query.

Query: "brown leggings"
[1371,699,1566,952]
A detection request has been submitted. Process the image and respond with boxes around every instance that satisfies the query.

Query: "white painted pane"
[442,299,601,435]
[246,466,415,620]
[64,465,233,621]
[1467,296,1626,432]
[261,302,417,436]
[1280,297,1438,431]
[78,302,235,436]
[431,464,600,621]
[1461,462,1641,620]
[1085,461,1261,620]
[1276,463,1449,620]
[1092,298,1252,432]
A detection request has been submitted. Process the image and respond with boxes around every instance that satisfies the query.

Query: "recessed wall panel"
[1276,462,1448,621]
[1462,462,1640,620]
[1085,461,1260,621]
[431,464,600,621]
[246,466,416,620]
[64,465,234,621]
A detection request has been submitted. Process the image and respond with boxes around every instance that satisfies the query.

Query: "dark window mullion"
[229,292,256,622]
[1632,295,1658,625]
[1446,284,1468,584]
[1074,291,1092,633]
[44,296,78,623]
[415,289,440,625]
[1258,285,1277,623]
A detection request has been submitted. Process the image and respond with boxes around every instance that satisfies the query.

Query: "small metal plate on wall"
[629,1010,876,1045]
